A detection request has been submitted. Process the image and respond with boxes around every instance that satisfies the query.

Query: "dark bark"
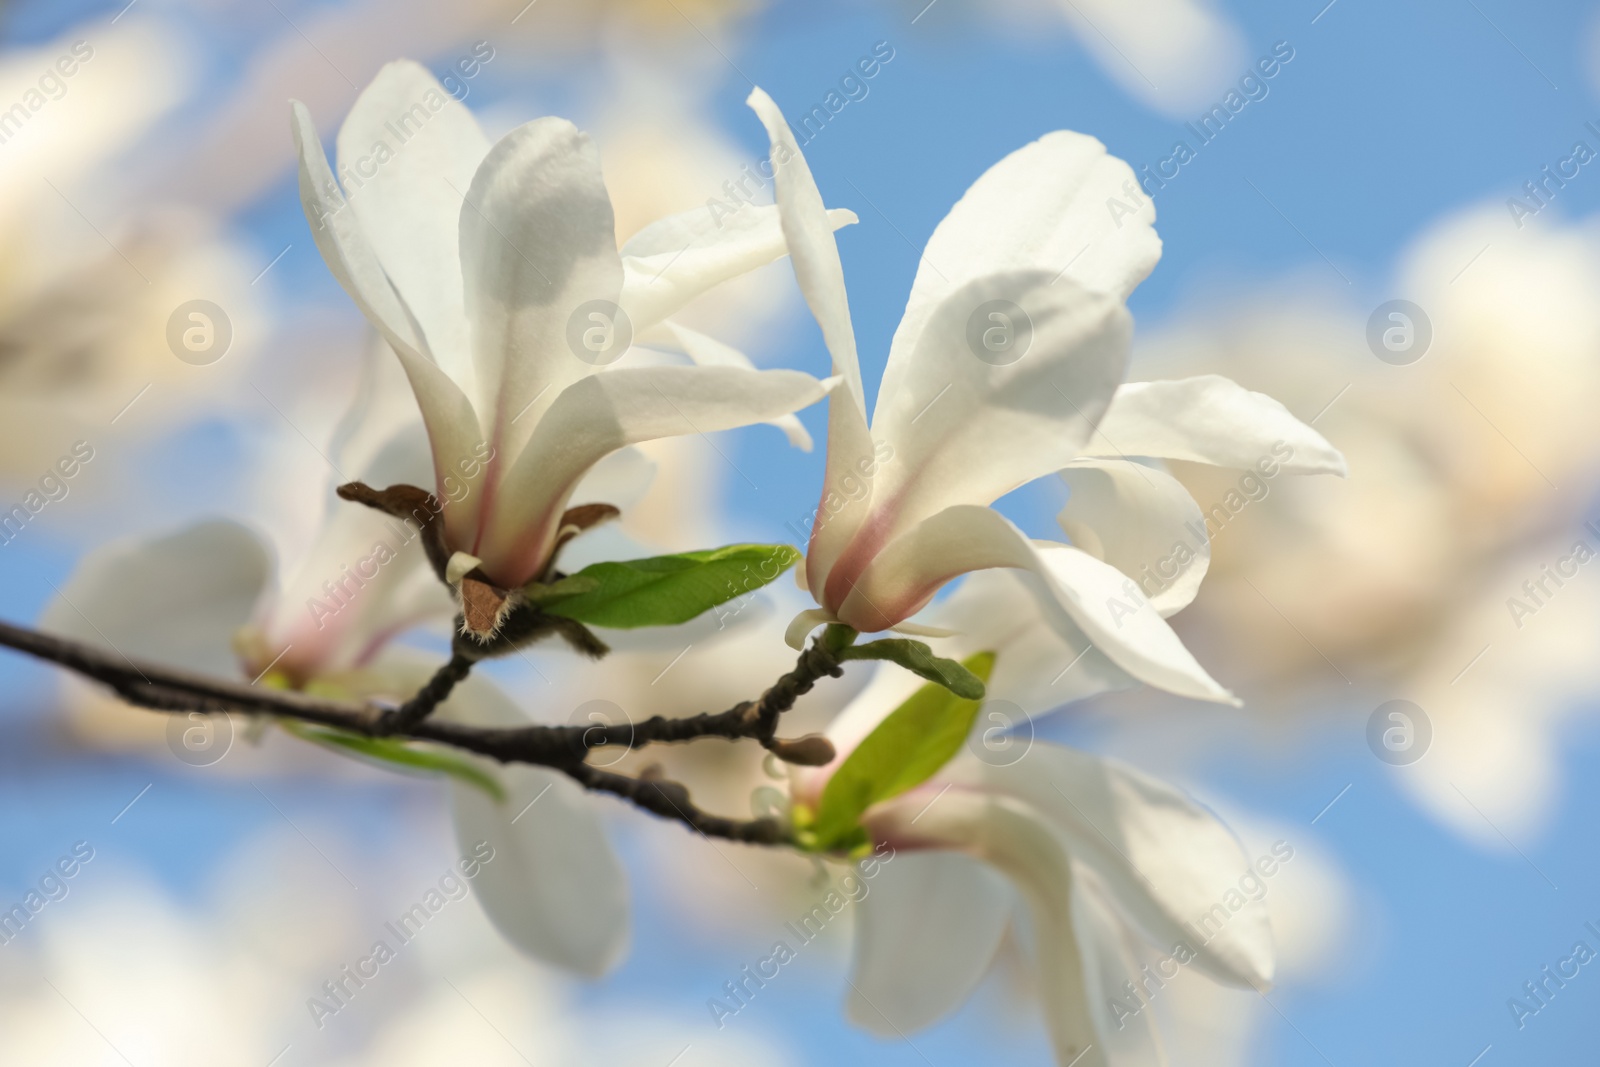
[0,618,845,846]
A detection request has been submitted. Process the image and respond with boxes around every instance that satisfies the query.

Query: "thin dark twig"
[0,620,387,729]
[0,618,841,846]
[568,764,788,845]
[561,640,842,757]
[378,651,474,734]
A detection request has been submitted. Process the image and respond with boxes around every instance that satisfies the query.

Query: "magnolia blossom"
[1137,205,1600,843]
[161,0,764,215]
[790,571,1274,1066]
[40,346,634,977]
[292,61,844,600]
[0,838,782,1067]
[0,18,262,480]
[997,0,1249,117]
[748,88,1343,705]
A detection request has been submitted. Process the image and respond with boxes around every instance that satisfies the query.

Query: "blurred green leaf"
[810,651,996,852]
[280,721,505,802]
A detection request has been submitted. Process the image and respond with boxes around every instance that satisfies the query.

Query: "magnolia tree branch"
[606,640,843,766]
[379,650,476,734]
[0,618,840,846]
[568,765,788,845]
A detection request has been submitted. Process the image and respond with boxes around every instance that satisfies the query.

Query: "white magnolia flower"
[747,88,1343,705]
[40,345,634,977]
[1138,205,1600,844]
[789,571,1274,1066]
[995,0,1250,117]
[40,344,449,687]
[0,836,785,1067]
[0,17,263,480]
[292,61,844,596]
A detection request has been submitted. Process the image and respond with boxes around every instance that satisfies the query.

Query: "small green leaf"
[280,721,505,802]
[810,651,996,852]
[539,544,800,629]
[839,638,987,699]
[522,574,601,605]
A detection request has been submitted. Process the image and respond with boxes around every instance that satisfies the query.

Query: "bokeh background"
[4,0,1600,1063]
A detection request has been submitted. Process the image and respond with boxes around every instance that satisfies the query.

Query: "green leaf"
[810,651,996,852]
[839,638,987,699]
[538,543,801,629]
[522,574,600,605]
[279,722,505,802]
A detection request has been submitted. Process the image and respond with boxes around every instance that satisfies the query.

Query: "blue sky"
[5,0,1600,1064]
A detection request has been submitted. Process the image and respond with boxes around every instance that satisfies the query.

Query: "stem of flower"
[0,618,846,846]
[567,763,789,845]
[376,651,475,734]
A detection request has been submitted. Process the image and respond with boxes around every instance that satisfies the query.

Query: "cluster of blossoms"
[43,60,1343,1065]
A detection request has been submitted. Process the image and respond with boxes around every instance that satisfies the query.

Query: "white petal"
[745,88,865,410]
[567,445,657,511]
[886,620,959,639]
[1061,0,1248,118]
[335,60,490,399]
[293,100,486,547]
[40,520,271,676]
[268,339,453,680]
[746,87,878,604]
[478,365,831,586]
[805,392,882,610]
[328,335,436,486]
[351,419,444,491]
[881,129,1160,408]
[866,271,1130,543]
[867,789,1105,1067]
[839,506,1234,704]
[267,489,454,679]
[1057,460,1209,617]
[943,745,1275,989]
[1084,376,1347,475]
[445,552,483,585]
[441,674,628,977]
[1026,541,1234,705]
[293,101,424,357]
[667,321,813,450]
[620,202,858,334]
[845,851,1011,1035]
[459,117,622,461]
[936,568,1138,715]
[1071,870,1168,1066]
[784,607,839,651]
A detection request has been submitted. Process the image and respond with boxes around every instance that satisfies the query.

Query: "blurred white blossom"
[0,17,264,481]
[1136,205,1600,844]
